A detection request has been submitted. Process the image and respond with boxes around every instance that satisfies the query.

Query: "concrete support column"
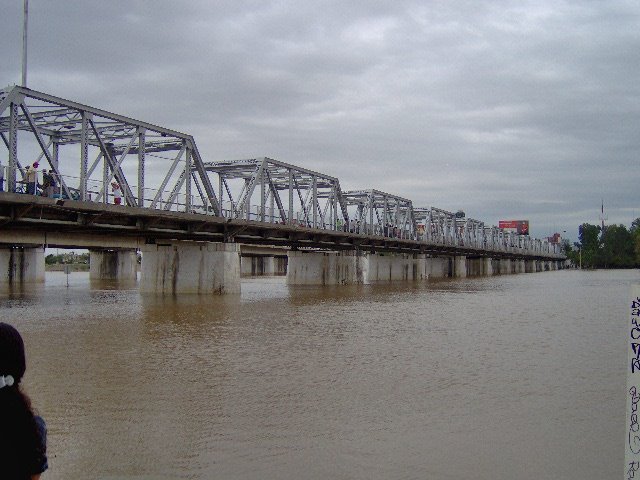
[287,251,429,285]
[499,259,512,274]
[241,256,255,276]
[272,256,287,275]
[426,257,447,279]
[525,260,535,273]
[454,255,467,278]
[89,249,137,281]
[515,259,526,274]
[483,257,494,276]
[140,241,240,294]
[241,256,274,276]
[367,253,427,282]
[241,256,287,276]
[263,256,276,275]
[0,246,45,284]
[286,250,366,285]
[467,258,482,276]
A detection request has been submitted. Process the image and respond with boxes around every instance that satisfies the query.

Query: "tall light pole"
[22,0,29,87]
[579,247,582,269]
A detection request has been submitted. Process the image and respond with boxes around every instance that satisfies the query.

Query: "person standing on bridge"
[0,322,48,479]
[25,164,38,195]
[48,170,57,197]
[41,170,52,198]
[112,182,122,205]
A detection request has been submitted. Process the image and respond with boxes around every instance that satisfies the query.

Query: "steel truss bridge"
[0,86,563,259]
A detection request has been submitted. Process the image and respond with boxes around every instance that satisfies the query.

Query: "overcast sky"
[1,0,638,239]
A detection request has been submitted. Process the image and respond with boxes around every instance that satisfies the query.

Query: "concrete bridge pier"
[498,259,512,274]
[466,257,483,277]
[0,246,45,284]
[241,255,287,276]
[89,249,138,281]
[286,250,365,285]
[286,250,428,285]
[525,260,535,273]
[514,259,526,274]
[367,252,428,282]
[426,256,451,279]
[483,257,494,276]
[140,241,241,294]
[454,256,467,278]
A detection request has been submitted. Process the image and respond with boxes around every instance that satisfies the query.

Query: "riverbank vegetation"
[564,218,640,268]
[45,252,90,271]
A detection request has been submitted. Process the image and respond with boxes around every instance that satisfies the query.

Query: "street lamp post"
[21,0,29,87]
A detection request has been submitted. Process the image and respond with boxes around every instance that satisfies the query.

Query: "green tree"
[45,253,63,265]
[578,223,601,268]
[631,218,640,265]
[562,239,579,266]
[600,224,634,268]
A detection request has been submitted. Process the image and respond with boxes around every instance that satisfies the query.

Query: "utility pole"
[22,0,29,87]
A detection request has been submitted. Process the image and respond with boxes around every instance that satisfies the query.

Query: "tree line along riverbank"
[563,218,640,269]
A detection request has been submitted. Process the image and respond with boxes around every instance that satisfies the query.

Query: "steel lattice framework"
[0,86,562,257]
[341,189,417,238]
[201,157,348,228]
[0,86,220,214]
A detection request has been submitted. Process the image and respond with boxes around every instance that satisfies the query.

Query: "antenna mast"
[600,199,607,232]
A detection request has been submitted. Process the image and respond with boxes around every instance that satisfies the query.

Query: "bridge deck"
[0,192,563,260]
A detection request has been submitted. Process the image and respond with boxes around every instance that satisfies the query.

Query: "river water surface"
[1,269,637,479]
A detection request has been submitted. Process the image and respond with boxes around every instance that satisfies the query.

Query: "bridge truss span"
[0,86,564,260]
[202,157,348,229]
[0,86,220,215]
[341,189,417,239]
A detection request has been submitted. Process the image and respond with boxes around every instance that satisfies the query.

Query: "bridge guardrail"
[34,167,558,257]
[0,164,563,258]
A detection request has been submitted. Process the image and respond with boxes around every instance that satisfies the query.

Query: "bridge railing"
[1,164,563,257]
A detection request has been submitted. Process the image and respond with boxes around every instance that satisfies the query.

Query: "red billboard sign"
[499,220,529,235]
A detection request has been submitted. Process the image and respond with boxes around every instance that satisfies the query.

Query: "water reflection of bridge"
[0,86,565,293]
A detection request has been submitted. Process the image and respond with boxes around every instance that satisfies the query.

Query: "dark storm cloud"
[1,0,638,237]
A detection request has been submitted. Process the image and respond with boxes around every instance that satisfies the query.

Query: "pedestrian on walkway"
[112,182,122,205]
[26,164,39,195]
[49,170,58,197]
[41,170,52,197]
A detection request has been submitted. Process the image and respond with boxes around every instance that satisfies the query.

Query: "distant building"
[548,232,562,244]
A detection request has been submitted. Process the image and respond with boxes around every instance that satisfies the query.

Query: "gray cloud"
[1,0,638,238]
